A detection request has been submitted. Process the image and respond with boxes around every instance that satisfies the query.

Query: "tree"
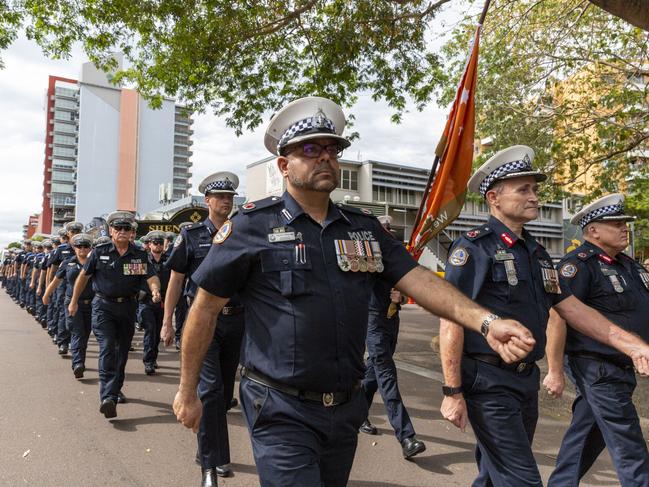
[1,0,453,133]
[7,241,21,249]
[441,0,649,201]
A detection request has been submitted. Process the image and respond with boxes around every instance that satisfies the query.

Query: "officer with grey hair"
[69,211,161,419]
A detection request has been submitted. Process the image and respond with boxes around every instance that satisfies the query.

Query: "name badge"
[494,249,518,286]
[600,265,624,293]
[99,256,110,261]
[268,232,296,243]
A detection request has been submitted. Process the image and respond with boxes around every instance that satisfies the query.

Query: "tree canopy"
[2,0,454,133]
[442,0,649,201]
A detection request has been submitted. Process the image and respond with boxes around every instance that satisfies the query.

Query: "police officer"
[43,233,95,378]
[49,223,84,353]
[44,236,61,337]
[162,172,245,485]
[545,194,649,486]
[69,211,161,419]
[173,97,539,487]
[35,240,53,327]
[359,215,425,459]
[18,239,33,308]
[440,146,649,486]
[141,230,170,375]
[27,241,43,315]
[170,222,194,350]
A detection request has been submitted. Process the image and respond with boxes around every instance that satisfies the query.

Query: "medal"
[334,240,350,272]
[354,241,368,272]
[370,241,384,273]
[600,264,624,293]
[494,249,518,286]
[639,271,649,290]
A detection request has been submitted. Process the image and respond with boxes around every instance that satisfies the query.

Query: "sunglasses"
[113,225,133,232]
[286,142,344,159]
[150,239,165,245]
[75,244,91,249]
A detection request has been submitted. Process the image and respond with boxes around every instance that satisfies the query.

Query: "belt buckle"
[516,362,527,373]
[322,392,335,407]
[222,307,231,315]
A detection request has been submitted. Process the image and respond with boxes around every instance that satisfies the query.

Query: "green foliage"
[442,0,649,203]
[7,241,21,249]
[8,0,451,134]
[0,1,23,69]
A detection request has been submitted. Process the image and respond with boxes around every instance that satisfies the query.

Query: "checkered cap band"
[278,112,336,150]
[578,203,624,228]
[479,158,533,196]
[205,180,234,193]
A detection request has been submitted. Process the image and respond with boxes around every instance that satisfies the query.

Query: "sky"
[0,4,470,249]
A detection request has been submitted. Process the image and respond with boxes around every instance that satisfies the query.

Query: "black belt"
[467,353,534,374]
[95,293,136,303]
[221,305,244,316]
[79,298,93,305]
[241,368,357,407]
[567,351,633,370]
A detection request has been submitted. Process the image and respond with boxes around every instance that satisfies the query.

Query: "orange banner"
[408,26,482,259]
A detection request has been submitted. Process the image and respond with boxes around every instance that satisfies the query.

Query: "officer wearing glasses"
[69,211,161,419]
[141,230,170,375]
[173,96,538,487]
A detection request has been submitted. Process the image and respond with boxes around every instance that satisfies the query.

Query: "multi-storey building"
[37,57,194,233]
[247,156,564,269]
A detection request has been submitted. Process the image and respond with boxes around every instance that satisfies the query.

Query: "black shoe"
[117,392,126,404]
[229,397,238,410]
[144,364,156,375]
[58,344,68,355]
[99,399,117,419]
[129,345,135,351]
[215,465,232,478]
[51,336,57,344]
[175,338,181,351]
[135,323,143,331]
[201,468,218,487]
[73,364,85,378]
[359,419,377,435]
[401,435,426,459]
[153,361,159,369]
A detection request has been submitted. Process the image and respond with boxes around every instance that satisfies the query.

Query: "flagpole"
[478,0,492,25]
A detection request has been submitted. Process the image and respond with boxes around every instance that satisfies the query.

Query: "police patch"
[361,208,372,215]
[560,263,577,278]
[213,220,232,244]
[449,247,469,266]
[174,235,183,248]
[466,230,480,238]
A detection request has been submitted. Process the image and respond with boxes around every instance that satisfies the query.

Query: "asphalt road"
[0,292,623,486]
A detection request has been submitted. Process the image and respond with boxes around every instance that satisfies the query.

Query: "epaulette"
[240,196,283,214]
[184,222,206,232]
[335,203,376,217]
[464,224,492,241]
[95,241,112,248]
[574,248,597,261]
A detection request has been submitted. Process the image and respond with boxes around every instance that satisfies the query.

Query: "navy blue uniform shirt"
[56,256,94,300]
[167,219,218,299]
[83,242,155,298]
[192,191,417,393]
[50,243,73,268]
[557,241,649,360]
[445,215,567,362]
[147,251,171,297]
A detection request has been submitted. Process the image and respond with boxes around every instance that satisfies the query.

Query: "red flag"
[408,25,482,260]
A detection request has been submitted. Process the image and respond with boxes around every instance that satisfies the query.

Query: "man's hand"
[151,290,161,304]
[173,390,202,433]
[42,292,50,305]
[441,395,468,432]
[542,371,565,398]
[161,317,174,346]
[390,289,402,304]
[68,301,78,317]
[629,347,649,376]
[486,319,535,363]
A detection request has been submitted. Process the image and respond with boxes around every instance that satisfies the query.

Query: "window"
[339,168,358,191]
[54,110,74,122]
[52,158,75,169]
[51,182,74,194]
[53,146,76,157]
[53,134,76,146]
[52,170,75,182]
[54,98,77,110]
[476,201,489,214]
[539,207,553,221]
[55,87,78,97]
[53,122,76,135]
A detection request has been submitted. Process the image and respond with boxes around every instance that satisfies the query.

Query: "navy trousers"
[548,356,649,487]
[462,357,542,487]
[141,301,163,365]
[55,285,70,345]
[197,313,244,468]
[174,295,188,342]
[240,376,367,487]
[91,298,136,402]
[67,297,92,369]
[361,312,415,442]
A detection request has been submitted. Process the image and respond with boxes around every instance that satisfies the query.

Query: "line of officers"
[3,95,649,487]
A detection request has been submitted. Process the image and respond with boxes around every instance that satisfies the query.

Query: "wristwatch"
[481,313,500,338]
[442,385,464,396]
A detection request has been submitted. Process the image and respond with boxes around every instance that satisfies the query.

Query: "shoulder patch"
[241,196,283,214]
[336,203,376,217]
[465,225,491,241]
[213,220,233,244]
[576,250,595,261]
[560,262,578,278]
[449,247,469,267]
[173,234,183,247]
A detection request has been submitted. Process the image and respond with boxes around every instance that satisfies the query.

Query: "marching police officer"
[440,146,649,486]
[43,233,95,378]
[162,172,245,485]
[173,97,538,487]
[141,230,170,375]
[359,215,426,459]
[69,211,161,419]
[546,194,649,486]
